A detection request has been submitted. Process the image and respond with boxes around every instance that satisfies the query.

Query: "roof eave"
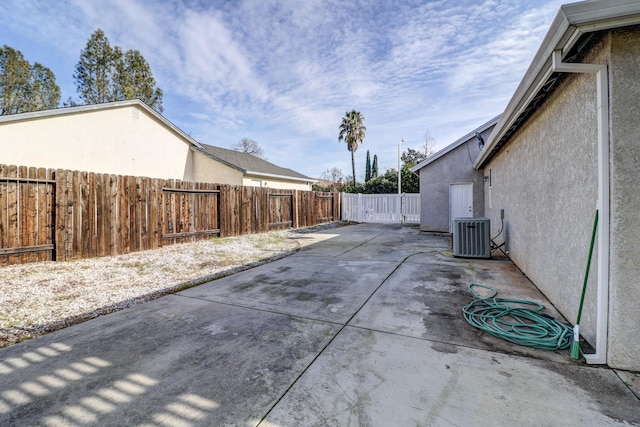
[474,8,571,169]
[0,99,205,150]
[411,114,501,173]
[474,0,640,170]
[245,170,317,184]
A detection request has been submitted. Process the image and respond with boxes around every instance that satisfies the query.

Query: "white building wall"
[1,105,192,180]
[0,104,315,191]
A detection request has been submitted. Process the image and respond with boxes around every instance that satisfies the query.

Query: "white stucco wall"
[484,40,605,354]
[607,27,640,370]
[1,105,192,180]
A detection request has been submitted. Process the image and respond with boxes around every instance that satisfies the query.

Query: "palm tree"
[338,110,366,185]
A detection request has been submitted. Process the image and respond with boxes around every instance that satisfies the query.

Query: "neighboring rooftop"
[197,144,316,183]
[411,115,500,174]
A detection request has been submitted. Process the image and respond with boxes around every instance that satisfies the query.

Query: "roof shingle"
[198,144,314,181]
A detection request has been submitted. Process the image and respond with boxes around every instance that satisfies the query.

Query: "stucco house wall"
[607,27,640,369]
[483,41,603,352]
[417,140,485,232]
[191,151,244,185]
[1,103,194,180]
[483,27,640,370]
[413,118,497,233]
[1,101,316,191]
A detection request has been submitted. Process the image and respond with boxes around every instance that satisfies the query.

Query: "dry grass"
[0,228,322,347]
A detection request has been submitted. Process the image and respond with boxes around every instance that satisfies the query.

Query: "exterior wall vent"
[453,217,490,258]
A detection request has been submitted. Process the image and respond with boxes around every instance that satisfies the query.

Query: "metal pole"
[398,139,403,195]
[398,139,402,221]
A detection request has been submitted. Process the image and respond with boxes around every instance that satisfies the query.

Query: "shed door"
[450,183,473,231]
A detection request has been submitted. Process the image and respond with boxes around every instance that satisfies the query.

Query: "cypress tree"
[372,154,379,178]
[365,150,371,182]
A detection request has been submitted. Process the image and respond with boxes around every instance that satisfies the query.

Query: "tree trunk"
[351,150,357,185]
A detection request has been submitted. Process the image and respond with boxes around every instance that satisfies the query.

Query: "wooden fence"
[0,164,339,266]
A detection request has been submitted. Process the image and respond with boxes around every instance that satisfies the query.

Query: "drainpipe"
[398,140,402,222]
[552,50,609,365]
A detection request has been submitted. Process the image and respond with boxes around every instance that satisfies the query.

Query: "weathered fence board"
[0,163,339,266]
[0,165,55,265]
[269,192,293,230]
[161,182,221,244]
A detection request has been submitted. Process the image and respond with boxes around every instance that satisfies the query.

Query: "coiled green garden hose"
[462,284,573,350]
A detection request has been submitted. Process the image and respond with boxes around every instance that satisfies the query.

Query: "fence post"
[54,169,65,261]
[3,159,353,264]
[293,190,299,229]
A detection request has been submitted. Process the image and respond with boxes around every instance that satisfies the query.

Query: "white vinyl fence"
[341,193,420,223]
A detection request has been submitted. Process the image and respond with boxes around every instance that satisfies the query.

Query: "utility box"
[453,218,491,258]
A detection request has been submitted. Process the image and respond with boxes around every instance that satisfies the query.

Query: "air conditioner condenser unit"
[453,217,491,258]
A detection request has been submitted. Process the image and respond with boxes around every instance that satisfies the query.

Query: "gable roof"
[410,115,500,173]
[0,99,205,150]
[475,0,640,169]
[196,144,316,183]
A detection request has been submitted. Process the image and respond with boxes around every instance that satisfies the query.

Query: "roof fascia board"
[133,101,205,149]
[0,99,204,149]
[192,148,315,183]
[0,100,137,123]
[474,0,640,169]
[563,0,640,26]
[474,9,571,169]
[245,170,317,183]
[411,115,500,173]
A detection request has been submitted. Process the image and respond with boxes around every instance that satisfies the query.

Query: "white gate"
[341,193,420,223]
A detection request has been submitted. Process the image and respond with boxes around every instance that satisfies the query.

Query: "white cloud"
[0,0,567,178]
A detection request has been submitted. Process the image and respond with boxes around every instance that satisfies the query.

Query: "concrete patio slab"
[351,250,574,364]
[1,222,638,426]
[178,256,398,323]
[0,295,339,426]
[264,327,640,426]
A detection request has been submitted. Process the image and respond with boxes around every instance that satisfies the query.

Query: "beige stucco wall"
[191,151,244,185]
[484,39,606,355]
[1,105,193,180]
[607,27,640,370]
[242,175,313,191]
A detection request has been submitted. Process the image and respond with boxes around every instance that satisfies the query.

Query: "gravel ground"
[0,224,342,347]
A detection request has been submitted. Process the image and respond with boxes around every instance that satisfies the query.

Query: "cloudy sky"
[0,0,567,180]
